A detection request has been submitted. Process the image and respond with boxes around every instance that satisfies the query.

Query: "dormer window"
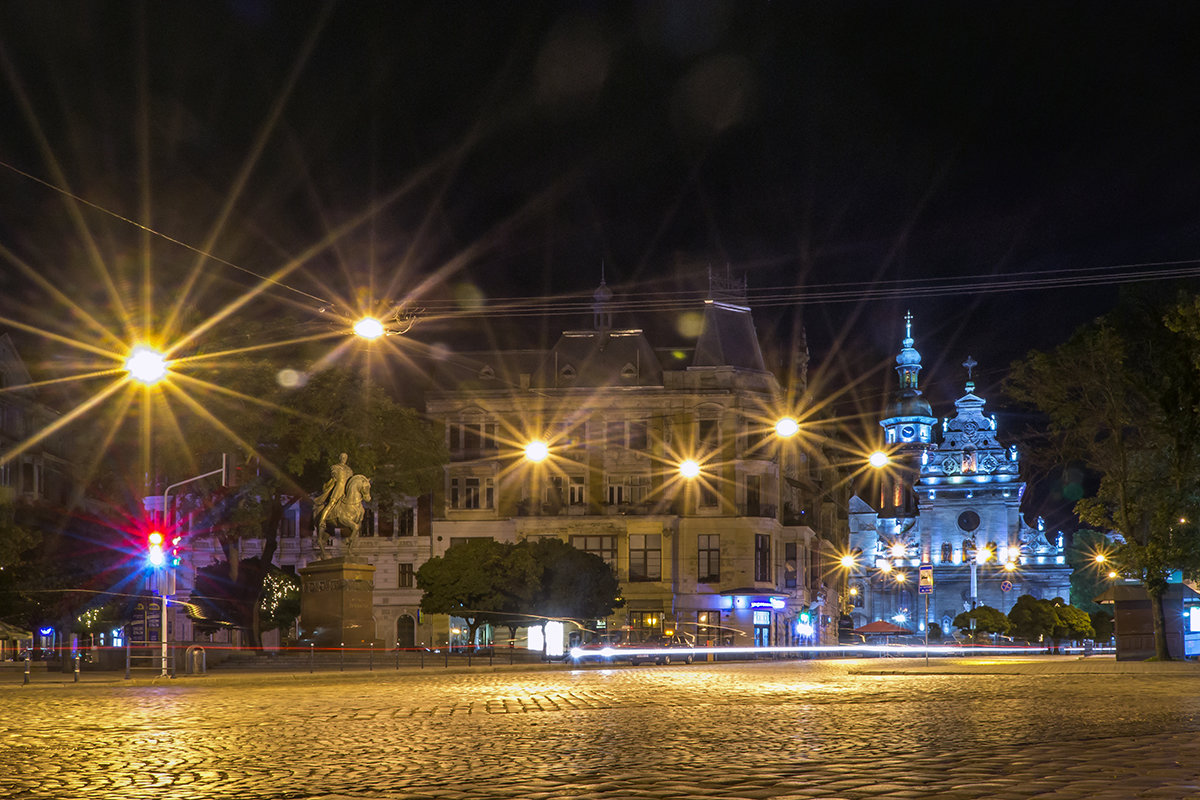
[479,365,495,380]
[620,362,637,379]
[560,364,576,379]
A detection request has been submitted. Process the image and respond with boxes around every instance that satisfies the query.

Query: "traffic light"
[170,535,183,567]
[147,530,166,568]
[798,608,812,626]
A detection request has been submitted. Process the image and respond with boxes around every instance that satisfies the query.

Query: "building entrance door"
[396,614,415,649]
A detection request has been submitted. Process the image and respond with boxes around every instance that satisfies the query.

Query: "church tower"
[877,312,938,519]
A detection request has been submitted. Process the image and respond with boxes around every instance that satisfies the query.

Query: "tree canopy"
[1006,594,1095,644]
[416,537,623,647]
[953,604,1010,637]
[1008,290,1200,659]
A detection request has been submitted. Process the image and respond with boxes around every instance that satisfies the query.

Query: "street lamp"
[353,317,386,340]
[524,439,549,463]
[868,450,890,469]
[678,459,701,479]
[774,417,799,438]
[125,345,168,385]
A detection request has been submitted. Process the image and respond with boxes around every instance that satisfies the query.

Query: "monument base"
[299,557,378,648]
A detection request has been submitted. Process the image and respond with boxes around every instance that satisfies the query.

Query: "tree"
[1067,530,1114,612]
[1051,601,1095,644]
[1007,594,1057,643]
[0,503,132,664]
[1090,609,1114,643]
[1008,291,1200,659]
[0,491,40,571]
[169,362,447,647]
[522,538,623,651]
[416,539,539,646]
[953,604,1010,637]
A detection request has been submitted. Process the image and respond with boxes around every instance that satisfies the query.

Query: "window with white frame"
[449,476,494,509]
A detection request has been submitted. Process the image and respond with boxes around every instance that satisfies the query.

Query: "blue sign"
[1001,580,1013,593]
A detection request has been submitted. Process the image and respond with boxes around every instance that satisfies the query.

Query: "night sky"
[2,1,1200,524]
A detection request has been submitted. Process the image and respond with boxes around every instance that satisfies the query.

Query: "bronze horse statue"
[312,473,372,558]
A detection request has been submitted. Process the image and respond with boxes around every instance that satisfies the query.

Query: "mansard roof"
[538,328,664,387]
[691,300,766,372]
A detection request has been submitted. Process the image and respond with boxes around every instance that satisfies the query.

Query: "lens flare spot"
[277,369,306,388]
[677,311,704,338]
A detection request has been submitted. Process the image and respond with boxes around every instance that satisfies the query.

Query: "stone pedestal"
[299,558,378,648]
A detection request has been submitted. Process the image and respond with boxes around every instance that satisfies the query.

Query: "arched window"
[940,543,953,563]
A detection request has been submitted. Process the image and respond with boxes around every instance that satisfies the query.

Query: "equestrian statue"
[311,452,372,559]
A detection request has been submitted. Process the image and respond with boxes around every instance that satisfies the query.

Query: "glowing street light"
[975,547,993,565]
[774,417,799,438]
[125,345,167,385]
[524,439,549,463]
[353,317,386,340]
[889,542,906,559]
[839,554,857,569]
[868,450,890,469]
[1094,553,1107,564]
[679,459,701,479]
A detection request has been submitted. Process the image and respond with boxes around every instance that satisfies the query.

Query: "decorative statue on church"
[311,452,372,559]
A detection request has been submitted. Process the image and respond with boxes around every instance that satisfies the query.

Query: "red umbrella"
[854,620,913,635]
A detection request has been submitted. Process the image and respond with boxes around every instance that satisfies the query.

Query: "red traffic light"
[147,530,166,567]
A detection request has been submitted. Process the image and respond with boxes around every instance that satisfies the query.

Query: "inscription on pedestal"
[299,558,378,648]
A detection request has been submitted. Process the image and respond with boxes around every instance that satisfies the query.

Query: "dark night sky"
[2,1,1200,524]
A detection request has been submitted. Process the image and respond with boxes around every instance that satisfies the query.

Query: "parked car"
[628,632,696,666]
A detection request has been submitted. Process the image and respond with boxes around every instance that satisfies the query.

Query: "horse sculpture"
[313,473,372,558]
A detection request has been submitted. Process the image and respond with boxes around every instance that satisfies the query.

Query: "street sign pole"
[918,564,934,666]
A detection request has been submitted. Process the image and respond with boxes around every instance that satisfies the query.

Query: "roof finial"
[963,355,978,393]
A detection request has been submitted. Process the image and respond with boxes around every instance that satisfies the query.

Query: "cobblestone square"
[3,657,1199,799]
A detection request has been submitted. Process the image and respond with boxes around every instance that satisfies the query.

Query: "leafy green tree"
[416,539,539,646]
[521,538,623,650]
[1090,609,1114,643]
[1067,530,1114,612]
[1008,292,1200,659]
[953,604,1010,637]
[0,503,131,664]
[1051,600,1095,643]
[175,365,447,646]
[926,622,943,641]
[1007,594,1058,643]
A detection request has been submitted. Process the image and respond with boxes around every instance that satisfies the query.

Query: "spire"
[895,310,923,390]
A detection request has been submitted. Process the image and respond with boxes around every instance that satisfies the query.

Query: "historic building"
[0,332,74,508]
[847,315,1070,635]
[424,276,850,654]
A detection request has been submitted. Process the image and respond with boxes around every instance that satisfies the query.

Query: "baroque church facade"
[848,315,1070,636]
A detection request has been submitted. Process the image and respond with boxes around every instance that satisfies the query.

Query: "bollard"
[309,642,314,674]
[125,639,131,680]
[419,646,424,669]
[340,643,344,672]
[74,654,80,683]
[369,642,374,671]
[23,652,30,685]
[395,644,400,671]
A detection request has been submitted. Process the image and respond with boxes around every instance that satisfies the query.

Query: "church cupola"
[877,312,939,519]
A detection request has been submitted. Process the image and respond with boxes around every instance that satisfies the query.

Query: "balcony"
[737,503,777,519]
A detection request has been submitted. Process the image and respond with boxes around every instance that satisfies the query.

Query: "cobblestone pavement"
[3,657,1200,799]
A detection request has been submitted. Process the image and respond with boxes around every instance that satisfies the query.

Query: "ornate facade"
[848,316,1070,635]
[425,278,849,652]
